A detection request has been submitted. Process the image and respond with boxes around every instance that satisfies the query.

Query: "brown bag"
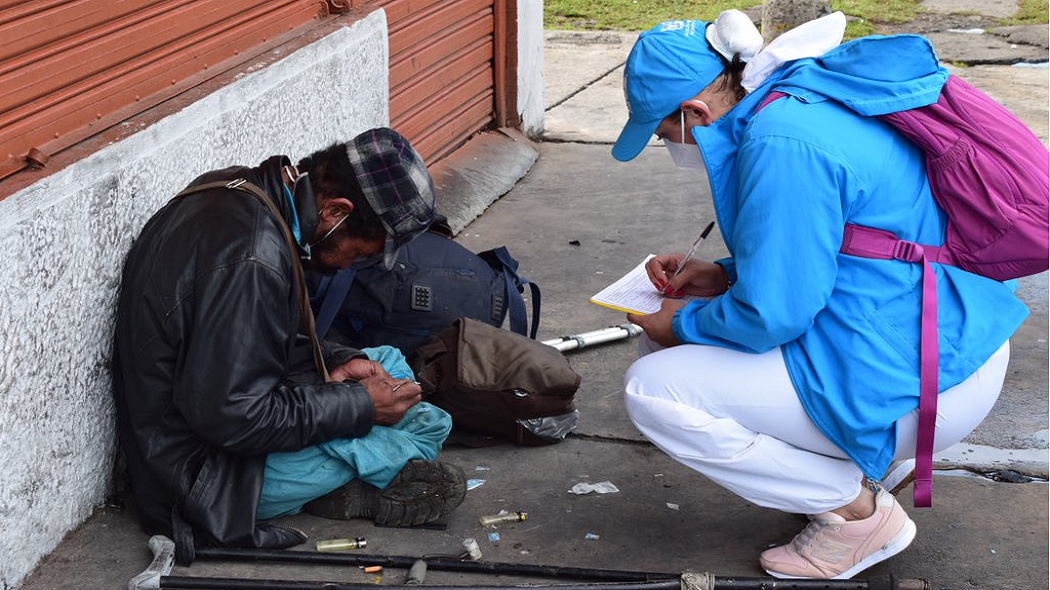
[413,318,581,445]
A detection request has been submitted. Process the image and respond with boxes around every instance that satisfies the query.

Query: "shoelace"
[793,519,824,552]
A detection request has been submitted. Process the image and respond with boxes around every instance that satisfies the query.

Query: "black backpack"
[307,227,540,357]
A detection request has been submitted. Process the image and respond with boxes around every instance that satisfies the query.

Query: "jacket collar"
[253,156,319,252]
[692,72,785,250]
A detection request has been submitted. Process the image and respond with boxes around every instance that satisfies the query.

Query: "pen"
[670,221,716,280]
[392,380,420,392]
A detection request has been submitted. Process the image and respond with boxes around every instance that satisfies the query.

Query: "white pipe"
[541,324,643,352]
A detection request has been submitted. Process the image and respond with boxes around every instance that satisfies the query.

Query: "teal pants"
[257,346,452,520]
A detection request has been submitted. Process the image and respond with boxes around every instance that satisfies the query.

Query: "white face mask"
[662,109,705,170]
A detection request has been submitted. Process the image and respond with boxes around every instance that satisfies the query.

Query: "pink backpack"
[760,75,1049,507]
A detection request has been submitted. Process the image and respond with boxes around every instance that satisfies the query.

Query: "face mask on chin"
[662,109,706,170]
[299,211,350,271]
[283,165,321,261]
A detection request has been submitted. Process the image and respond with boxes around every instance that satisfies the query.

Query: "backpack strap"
[840,224,957,266]
[173,178,330,381]
[840,223,950,507]
[314,268,357,340]
[521,281,542,340]
[757,90,788,112]
[914,256,938,508]
[486,246,541,339]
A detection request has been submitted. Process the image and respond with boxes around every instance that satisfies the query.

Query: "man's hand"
[627,299,685,348]
[362,375,421,425]
[328,358,385,383]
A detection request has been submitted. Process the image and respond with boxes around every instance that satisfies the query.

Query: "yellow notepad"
[590,255,698,315]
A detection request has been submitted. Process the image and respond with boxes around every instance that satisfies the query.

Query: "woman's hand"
[645,255,730,298]
[627,298,685,347]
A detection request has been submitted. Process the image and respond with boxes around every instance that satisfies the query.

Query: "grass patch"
[544,0,925,31]
[544,0,761,31]
[834,0,922,24]
[999,0,1050,25]
[543,0,1046,38]
[845,19,875,38]
[835,0,922,38]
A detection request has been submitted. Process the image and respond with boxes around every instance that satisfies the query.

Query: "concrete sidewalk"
[17,5,1050,590]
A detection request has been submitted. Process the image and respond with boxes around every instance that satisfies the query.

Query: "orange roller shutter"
[0,0,325,183]
[380,0,512,165]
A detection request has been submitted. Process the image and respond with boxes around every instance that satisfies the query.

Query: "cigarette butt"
[363,565,383,574]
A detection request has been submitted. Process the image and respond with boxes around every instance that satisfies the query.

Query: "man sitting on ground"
[112,128,464,561]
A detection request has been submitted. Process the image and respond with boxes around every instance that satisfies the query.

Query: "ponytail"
[715,54,748,102]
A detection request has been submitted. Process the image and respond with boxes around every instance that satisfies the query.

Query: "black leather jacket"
[112,156,374,563]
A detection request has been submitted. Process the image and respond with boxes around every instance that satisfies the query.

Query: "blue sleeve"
[714,257,737,284]
[672,135,860,352]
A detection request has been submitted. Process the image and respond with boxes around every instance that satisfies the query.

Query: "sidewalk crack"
[545,61,626,112]
[568,432,654,446]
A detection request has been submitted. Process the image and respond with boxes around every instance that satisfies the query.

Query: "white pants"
[623,338,1010,514]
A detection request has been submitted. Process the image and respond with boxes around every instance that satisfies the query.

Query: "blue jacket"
[675,35,1028,478]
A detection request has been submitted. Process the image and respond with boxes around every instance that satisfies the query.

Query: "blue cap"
[612,20,725,162]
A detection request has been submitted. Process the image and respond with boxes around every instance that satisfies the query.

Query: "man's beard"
[301,239,339,273]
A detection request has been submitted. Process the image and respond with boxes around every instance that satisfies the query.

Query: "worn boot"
[304,460,466,526]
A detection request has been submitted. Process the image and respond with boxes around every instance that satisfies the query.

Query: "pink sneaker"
[760,489,917,579]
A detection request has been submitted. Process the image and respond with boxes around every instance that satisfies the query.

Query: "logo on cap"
[622,74,633,116]
[659,20,698,36]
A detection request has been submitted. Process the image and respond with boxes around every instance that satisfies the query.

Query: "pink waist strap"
[840,224,957,266]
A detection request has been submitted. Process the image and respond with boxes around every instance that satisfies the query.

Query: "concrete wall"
[518,0,545,137]
[0,11,390,589]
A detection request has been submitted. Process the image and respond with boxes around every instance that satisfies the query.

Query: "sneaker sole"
[834,517,917,579]
[881,462,916,496]
[763,517,918,580]
[373,460,466,527]
[304,460,466,527]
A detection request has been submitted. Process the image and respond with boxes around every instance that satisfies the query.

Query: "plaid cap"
[345,128,437,270]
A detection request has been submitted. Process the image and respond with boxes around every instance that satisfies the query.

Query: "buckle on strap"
[892,240,925,262]
[226,178,247,189]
